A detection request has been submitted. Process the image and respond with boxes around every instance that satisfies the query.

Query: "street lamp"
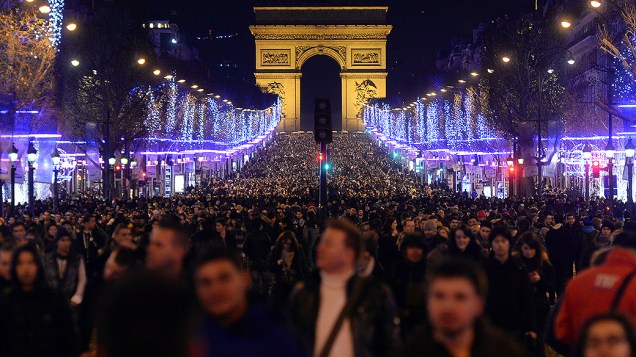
[606,142,615,199]
[66,23,77,31]
[27,141,37,216]
[9,144,17,216]
[506,155,514,167]
[108,157,116,166]
[625,139,635,209]
[583,144,593,201]
[590,0,602,7]
[51,148,60,211]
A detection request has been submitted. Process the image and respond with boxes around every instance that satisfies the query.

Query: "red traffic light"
[509,167,515,172]
[592,161,599,167]
[318,153,324,161]
[115,165,121,171]
[142,172,147,177]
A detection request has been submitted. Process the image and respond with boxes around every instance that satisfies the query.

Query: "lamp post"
[517,157,525,196]
[121,156,128,199]
[9,144,17,216]
[51,148,60,212]
[507,155,514,197]
[27,141,37,216]
[605,142,615,199]
[625,139,635,213]
[130,158,137,197]
[108,157,116,199]
[583,144,593,201]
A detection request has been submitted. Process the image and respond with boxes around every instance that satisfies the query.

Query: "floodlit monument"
[251,5,392,132]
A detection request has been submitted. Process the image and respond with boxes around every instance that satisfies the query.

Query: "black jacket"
[398,319,524,357]
[0,287,77,357]
[289,272,401,357]
[482,255,537,335]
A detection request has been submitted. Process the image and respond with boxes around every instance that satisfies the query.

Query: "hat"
[477,210,487,221]
[423,219,437,231]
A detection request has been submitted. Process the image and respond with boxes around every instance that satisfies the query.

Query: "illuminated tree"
[0,5,57,132]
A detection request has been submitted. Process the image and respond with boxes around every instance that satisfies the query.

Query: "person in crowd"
[146,219,189,281]
[358,234,383,278]
[550,230,636,354]
[194,247,302,356]
[514,231,556,339]
[428,224,483,267]
[378,218,401,268]
[268,230,309,308]
[44,228,87,307]
[75,214,108,282]
[213,218,237,249]
[400,258,524,356]
[422,219,445,252]
[437,226,450,240]
[94,273,197,357]
[0,244,77,357]
[103,247,144,282]
[0,243,13,292]
[242,214,272,294]
[579,221,614,271]
[482,228,538,345]
[43,223,59,252]
[11,221,28,246]
[570,313,636,357]
[386,233,428,337]
[108,223,137,252]
[545,213,577,294]
[289,218,401,357]
[477,221,493,251]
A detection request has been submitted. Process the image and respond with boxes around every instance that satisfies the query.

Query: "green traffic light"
[324,163,330,170]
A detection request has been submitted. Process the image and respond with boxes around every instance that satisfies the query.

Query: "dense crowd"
[0,132,634,357]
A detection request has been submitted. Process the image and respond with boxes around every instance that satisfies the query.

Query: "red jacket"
[555,248,636,344]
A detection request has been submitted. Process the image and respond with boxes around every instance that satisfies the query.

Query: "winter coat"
[0,287,77,357]
[289,273,401,357]
[482,255,537,336]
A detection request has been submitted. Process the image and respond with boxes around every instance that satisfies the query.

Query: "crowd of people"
[0,132,634,357]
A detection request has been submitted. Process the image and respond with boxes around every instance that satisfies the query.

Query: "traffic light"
[592,161,600,178]
[115,165,121,172]
[324,162,330,171]
[314,98,332,144]
[508,166,515,178]
[318,153,324,162]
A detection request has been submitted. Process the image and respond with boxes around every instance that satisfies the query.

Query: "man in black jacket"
[289,218,401,357]
[400,259,523,356]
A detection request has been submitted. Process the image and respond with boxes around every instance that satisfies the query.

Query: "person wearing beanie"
[482,228,538,348]
[422,219,445,252]
[549,230,636,354]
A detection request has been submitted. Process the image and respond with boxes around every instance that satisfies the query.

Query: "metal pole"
[319,141,328,208]
[53,168,59,211]
[10,165,15,216]
[28,164,34,216]
[608,157,613,199]
[628,161,634,215]
[585,163,590,202]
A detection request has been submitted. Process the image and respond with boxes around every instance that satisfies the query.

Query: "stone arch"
[251,7,392,132]
[296,46,346,70]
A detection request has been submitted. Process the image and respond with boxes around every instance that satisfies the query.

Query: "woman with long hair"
[514,231,556,337]
[0,244,77,356]
[268,231,309,308]
[428,224,483,268]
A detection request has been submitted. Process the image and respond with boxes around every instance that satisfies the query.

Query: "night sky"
[145,0,533,103]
